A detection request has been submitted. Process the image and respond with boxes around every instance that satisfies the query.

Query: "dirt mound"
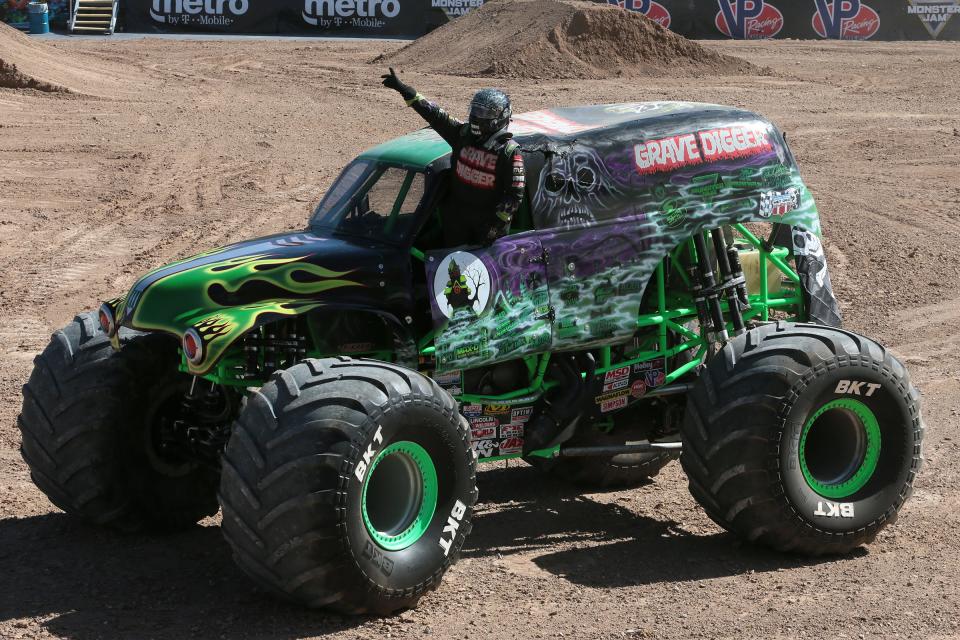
[381,0,756,79]
[0,22,137,95]
[0,23,68,92]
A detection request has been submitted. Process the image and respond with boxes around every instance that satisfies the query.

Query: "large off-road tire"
[18,312,220,531]
[681,321,923,555]
[219,357,477,614]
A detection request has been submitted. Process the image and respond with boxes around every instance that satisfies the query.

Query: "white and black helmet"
[469,89,512,138]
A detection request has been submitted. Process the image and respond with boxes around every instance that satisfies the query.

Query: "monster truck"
[19,102,923,614]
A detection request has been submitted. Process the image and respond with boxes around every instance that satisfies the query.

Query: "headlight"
[183,328,203,364]
[98,303,116,337]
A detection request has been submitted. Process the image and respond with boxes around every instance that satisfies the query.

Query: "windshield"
[310,160,427,244]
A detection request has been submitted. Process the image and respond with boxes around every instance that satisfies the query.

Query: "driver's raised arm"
[381,68,463,146]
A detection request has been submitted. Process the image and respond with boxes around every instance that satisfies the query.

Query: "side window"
[339,167,427,242]
[365,167,409,218]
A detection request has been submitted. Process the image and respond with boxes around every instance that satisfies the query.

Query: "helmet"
[469,89,512,139]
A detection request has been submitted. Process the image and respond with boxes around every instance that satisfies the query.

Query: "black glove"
[381,67,416,101]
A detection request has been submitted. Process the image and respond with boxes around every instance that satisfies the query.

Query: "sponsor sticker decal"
[471,427,497,440]
[715,0,784,39]
[484,404,510,415]
[759,187,801,218]
[603,366,631,383]
[461,403,483,416]
[499,437,524,454]
[812,0,880,40]
[595,389,630,405]
[630,379,648,398]
[603,378,630,393]
[472,439,496,458]
[511,406,533,422]
[601,396,629,413]
[500,424,524,439]
[469,416,498,429]
[435,370,462,387]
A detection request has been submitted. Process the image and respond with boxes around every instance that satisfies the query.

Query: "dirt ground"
[1,35,959,639]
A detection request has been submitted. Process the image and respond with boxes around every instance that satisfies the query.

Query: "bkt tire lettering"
[438,500,467,556]
[361,540,395,576]
[353,425,384,482]
[834,380,881,397]
[814,501,855,518]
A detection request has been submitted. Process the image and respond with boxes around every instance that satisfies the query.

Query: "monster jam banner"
[123,0,450,35]
[602,0,960,40]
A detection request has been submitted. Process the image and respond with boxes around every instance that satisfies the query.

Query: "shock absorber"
[711,228,745,336]
[692,232,729,344]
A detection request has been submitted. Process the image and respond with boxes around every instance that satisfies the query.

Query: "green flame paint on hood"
[114,232,374,374]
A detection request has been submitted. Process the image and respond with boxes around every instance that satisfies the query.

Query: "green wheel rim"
[361,441,438,551]
[799,398,881,499]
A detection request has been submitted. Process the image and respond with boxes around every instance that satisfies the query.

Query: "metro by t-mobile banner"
[124,0,446,35]
[606,0,960,40]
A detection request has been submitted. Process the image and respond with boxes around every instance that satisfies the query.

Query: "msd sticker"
[812,0,880,39]
[715,0,784,38]
[604,366,631,383]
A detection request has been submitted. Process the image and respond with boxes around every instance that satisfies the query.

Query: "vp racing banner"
[603,0,960,40]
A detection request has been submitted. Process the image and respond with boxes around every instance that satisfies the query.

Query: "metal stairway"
[69,0,118,34]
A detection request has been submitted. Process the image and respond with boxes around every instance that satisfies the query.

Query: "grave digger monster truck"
[19,102,923,615]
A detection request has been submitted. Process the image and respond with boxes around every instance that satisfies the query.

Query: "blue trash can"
[28,3,50,35]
